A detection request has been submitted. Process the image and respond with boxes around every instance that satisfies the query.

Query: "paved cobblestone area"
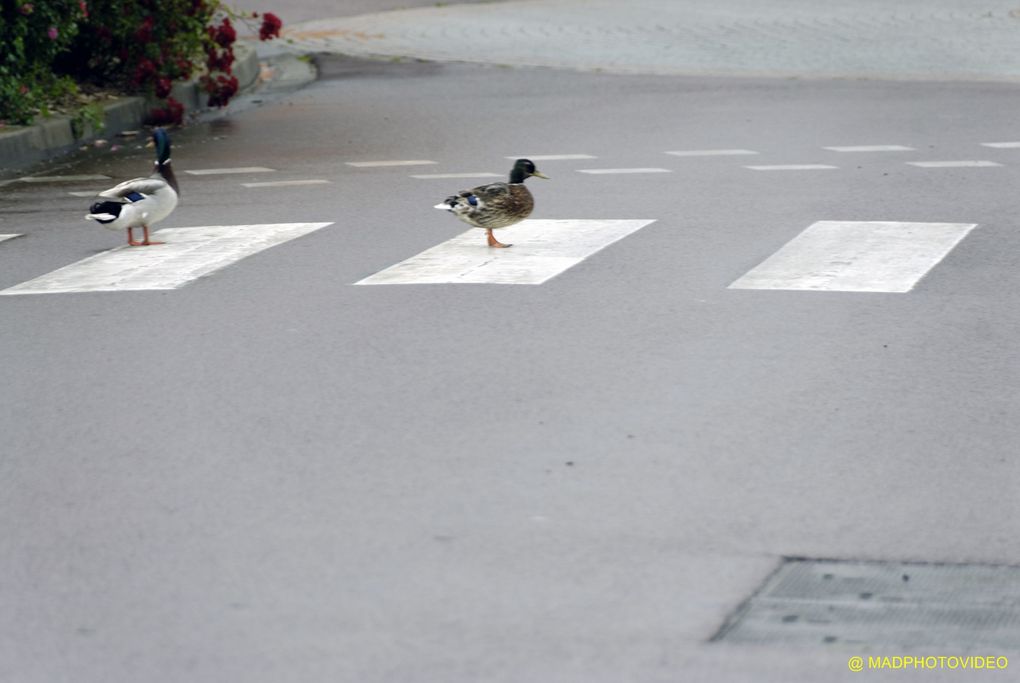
[283,0,1020,80]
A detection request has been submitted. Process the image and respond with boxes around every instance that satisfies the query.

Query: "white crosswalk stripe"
[18,174,111,183]
[410,172,503,179]
[346,160,437,167]
[907,160,1002,168]
[241,179,331,188]
[0,234,23,244]
[357,219,655,285]
[745,164,838,171]
[185,167,276,175]
[577,168,672,174]
[504,154,597,161]
[0,223,332,295]
[729,221,977,293]
[666,149,758,157]
[823,145,914,152]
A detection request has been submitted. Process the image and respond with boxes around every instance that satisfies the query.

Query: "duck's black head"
[152,128,172,166]
[509,158,549,183]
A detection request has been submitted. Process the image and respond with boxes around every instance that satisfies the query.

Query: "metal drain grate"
[714,558,1020,649]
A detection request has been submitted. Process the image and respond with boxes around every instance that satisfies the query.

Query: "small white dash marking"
[729,220,977,293]
[184,167,276,175]
[824,145,915,152]
[577,168,672,175]
[410,173,503,179]
[504,154,597,161]
[346,160,437,167]
[745,164,839,171]
[0,234,23,243]
[665,149,759,157]
[0,222,332,295]
[980,142,1020,148]
[357,219,656,285]
[241,179,331,188]
[68,191,100,197]
[907,160,1002,168]
[19,174,111,183]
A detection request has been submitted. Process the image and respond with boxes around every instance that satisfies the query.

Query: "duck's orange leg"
[141,225,163,246]
[486,228,511,248]
[127,225,163,246]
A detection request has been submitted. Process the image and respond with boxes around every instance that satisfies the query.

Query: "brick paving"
[281,0,1020,81]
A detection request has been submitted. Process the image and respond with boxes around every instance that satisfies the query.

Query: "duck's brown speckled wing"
[458,182,534,229]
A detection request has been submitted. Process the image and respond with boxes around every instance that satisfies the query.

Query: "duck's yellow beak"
[532,171,550,179]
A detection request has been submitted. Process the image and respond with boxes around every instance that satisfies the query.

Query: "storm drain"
[713,558,1020,649]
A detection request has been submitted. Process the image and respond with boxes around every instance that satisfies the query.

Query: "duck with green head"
[434,158,548,248]
[86,127,179,246]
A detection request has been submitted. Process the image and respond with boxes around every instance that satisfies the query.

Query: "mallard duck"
[86,128,179,246]
[434,158,548,248]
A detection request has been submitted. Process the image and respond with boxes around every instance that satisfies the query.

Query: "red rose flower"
[134,16,154,42]
[205,47,234,72]
[259,12,282,41]
[132,58,157,85]
[146,97,184,126]
[213,17,236,47]
[155,77,173,98]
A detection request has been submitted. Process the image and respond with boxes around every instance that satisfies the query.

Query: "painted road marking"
[666,149,759,157]
[184,167,276,175]
[346,160,437,167]
[68,191,100,197]
[577,168,672,174]
[19,174,111,183]
[745,164,839,171]
[410,173,503,179]
[980,142,1020,148]
[241,179,331,188]
[729,221,977,293]
[0,234,23,243]
[504,154,597,161]
[907,160,1002,168]
[0,222,332,295]
[824,145,915,152]
[356,219,656,285]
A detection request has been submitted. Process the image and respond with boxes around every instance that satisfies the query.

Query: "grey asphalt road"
[3,13,1020,683]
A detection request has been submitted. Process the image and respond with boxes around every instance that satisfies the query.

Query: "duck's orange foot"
[486,229,512,249]
[127,226,164,246]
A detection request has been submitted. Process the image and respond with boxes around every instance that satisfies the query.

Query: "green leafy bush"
[2,0,283,126]
[0,1,87,124]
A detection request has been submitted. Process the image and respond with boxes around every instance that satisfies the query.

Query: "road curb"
[0,43,260,174]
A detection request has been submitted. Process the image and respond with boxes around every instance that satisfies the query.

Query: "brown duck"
[433,158,548,248]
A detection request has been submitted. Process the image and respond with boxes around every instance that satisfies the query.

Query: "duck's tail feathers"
[435,193,481,213]
[86,200,123,224]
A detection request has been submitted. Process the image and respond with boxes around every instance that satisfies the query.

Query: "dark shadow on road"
[314,53,446,80]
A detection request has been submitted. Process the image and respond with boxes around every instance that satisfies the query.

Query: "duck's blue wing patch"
[125,191,145,202]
